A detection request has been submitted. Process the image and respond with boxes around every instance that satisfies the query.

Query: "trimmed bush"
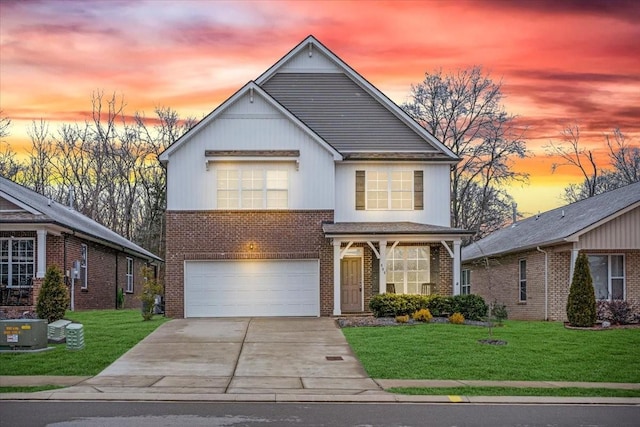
[36,265,69,323]
[450,294,488,321]
[412,308,433,322]
[566,253,597,327]
[449,312,465,324]
[369,294,431,317]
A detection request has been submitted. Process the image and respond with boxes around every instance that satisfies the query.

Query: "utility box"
[48,319,72,343]
[66,323,85,350]
[0,319,48,350]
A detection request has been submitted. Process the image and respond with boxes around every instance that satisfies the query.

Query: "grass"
[0,386,62,393]
[0,309,170,376]
[388,387,640,397]
[342,320,640,383]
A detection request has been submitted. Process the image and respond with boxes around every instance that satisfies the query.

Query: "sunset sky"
[1,0,639,215]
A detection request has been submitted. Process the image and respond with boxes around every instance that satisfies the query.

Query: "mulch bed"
[336,316,492,328]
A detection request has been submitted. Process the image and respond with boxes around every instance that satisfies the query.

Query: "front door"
[341,257,362,312]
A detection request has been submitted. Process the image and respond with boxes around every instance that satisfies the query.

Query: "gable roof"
[159,81,342,162]
[257,36,458,160]
[0,177,162,262]
[160,35,458,162]
[462,182,640,262]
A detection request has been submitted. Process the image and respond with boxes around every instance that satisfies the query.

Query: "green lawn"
[0,310,170,376]
[389,387,640,398]
[342,321,640,383]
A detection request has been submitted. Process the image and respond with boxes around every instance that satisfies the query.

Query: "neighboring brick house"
[461,182,640,321]
[159,36,471,318]
[0,176,162,316]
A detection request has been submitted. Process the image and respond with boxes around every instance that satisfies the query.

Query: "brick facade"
[463,246,640,321]
[165,210,334,318]
[0,230,150,314]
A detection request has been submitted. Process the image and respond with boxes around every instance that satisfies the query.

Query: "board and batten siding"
[166,91,335,211]
[577,207,640,250]
[275,47,341,73]
[333,162,451,225]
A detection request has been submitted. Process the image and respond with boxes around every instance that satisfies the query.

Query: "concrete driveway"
[73,318,384,397]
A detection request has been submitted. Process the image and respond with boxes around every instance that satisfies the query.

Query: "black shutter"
[414,170,423,210]
[355,170,365,210]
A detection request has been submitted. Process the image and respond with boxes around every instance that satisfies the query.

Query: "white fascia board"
[159,81,342,162]
[0,190,42,215]
[255,36,459,161]
[326,233,469,242]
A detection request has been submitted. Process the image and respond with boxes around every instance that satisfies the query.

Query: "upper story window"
[217,168,288,209]
[356,170,423,211]
[0,238,35,288]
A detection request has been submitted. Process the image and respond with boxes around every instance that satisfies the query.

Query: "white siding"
[166,91,335,210]
[334,162,451,225]
[577,207,640,250]
[277,48,341,73]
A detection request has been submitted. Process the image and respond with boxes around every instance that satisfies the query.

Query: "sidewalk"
[2,376,639,404]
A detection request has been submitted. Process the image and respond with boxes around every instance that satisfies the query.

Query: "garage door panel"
[184,260,319,317]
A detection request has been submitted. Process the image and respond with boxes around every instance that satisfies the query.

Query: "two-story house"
[160,36,471,318]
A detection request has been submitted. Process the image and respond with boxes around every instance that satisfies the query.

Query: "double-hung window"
[356,170,422,211]
[588,254,625,300]
[518,259,527,302]
[386,246,430,294]
[217,168,288,209]
[0,238,35,287]
[126,258,134,293]
[80,244,88,289]
[461,269,471,295]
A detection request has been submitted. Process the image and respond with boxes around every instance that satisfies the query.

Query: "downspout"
[536,247,548,321]
[115,251,119,309]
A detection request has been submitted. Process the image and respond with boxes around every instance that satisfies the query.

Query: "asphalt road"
[1,401,639,427]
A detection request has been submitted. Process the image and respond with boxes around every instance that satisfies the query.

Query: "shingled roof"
[462,182,640,262]
[0,177,161,262]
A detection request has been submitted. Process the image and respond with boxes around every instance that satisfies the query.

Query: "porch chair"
[386,283,396,294]
[420,283,437,295]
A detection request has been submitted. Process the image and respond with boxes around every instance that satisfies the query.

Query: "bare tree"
[546,125,599,200]
[548,126,639,203]
[402,66,528,241]
[0,112,22,180]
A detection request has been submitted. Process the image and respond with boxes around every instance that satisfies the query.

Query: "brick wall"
[464,247,640,321]
[0,230,150,313]
[165,210,334,318]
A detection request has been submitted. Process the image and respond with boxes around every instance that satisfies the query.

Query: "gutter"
[536,247,548,321]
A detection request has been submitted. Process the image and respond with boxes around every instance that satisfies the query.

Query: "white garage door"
[184,259,320,317]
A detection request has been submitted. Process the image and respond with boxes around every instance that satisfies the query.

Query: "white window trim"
[518,259,527,302]
[386,246,430,294]
[365,169,414,211]
[126,257,134,293]
[217,167,289,210]
[0,238,35,288]
[80,244,88,289]
[461,269,471,295]
[588,254,625,301]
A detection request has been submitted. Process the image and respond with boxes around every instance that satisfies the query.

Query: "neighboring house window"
[356,170,423,211]
[217,168,288,209]
[588,254,625,300]
[126,257,134,293]
[386,246,430,294]
[519,259,527,302]
[0,238,35,287]
[461,269,471,295]
[80,244,88,289]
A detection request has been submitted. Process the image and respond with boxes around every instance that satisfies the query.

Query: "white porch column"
[569,246,580,282]
[36,229,47,278]
[453,240,461,295]
[333,240,341,316]
[379,240,387,294]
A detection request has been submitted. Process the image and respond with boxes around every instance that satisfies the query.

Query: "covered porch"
[323,222,472,315]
